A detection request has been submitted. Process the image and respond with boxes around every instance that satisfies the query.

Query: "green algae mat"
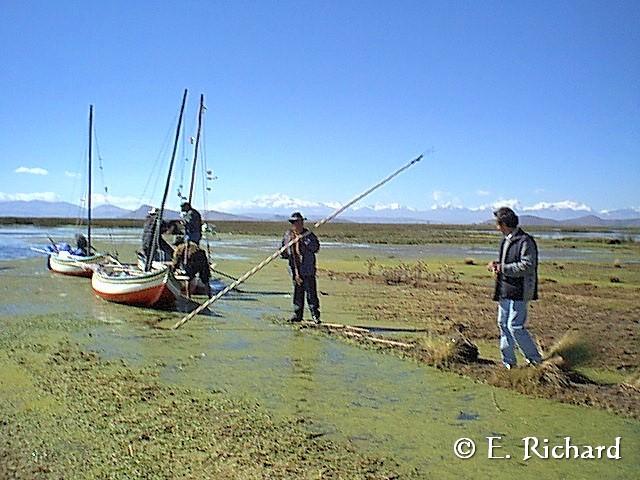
[1,248,639,479]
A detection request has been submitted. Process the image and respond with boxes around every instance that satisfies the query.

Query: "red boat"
[91,264,181,308]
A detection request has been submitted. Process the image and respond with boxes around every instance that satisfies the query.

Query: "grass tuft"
[416,334,478,366]
[491,363,573,393]
[546,333,595,370]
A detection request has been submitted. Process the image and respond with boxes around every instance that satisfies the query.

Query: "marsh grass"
[546,333,595,370]
[491,363,573,394]
[364,259,461,286]
[416,335,457,366]
[415,334,479,366]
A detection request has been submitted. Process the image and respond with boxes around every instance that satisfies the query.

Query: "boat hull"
[92,265,181,308]
[49,252,106,278]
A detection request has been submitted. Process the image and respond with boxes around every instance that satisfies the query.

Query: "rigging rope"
[92,118,119,258]
[198,113,214,260]
[74,145,87,230]
[139,115,177,208]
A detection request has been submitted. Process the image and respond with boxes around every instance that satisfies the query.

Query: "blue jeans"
[497,299,542,367]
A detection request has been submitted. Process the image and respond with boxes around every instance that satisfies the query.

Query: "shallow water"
[0,225,631,263]
[1,257,638,478]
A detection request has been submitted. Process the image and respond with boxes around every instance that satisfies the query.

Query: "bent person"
[488,207,543,368]
[173,237,212,297]
[281,212,321,323]
[73,233,89,256]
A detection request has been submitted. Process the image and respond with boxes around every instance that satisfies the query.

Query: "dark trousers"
[293,275,320,320]
[185,250,211,297]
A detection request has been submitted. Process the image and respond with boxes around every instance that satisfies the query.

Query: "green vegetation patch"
[0,337,410,479]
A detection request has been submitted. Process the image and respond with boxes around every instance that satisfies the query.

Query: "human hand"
[487,261,501,274]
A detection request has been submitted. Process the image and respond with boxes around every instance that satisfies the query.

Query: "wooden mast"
[87,105,93,252]
[145,89,188,271]
[187,94,205,204]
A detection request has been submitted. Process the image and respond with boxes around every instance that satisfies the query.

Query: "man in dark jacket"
[141,207,174,261]
[488,207,542,368]
[281,212,321,323]
[180,202,202,244]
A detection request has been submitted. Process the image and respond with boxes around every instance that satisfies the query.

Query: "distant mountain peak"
[1,198,639,226]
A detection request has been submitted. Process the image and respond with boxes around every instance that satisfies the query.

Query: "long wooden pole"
[87,105,93,252]
[171,153,423,330]
[188,94,205,205]
[146,89,188,271]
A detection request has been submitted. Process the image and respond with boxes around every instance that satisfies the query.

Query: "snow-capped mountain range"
[0,195,638,226]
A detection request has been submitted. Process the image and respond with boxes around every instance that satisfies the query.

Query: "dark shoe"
[288,316,302,323]
[312,315,321,325]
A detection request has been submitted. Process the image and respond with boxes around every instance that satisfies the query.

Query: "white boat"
[47,105,107,277]
[49,251,106,278]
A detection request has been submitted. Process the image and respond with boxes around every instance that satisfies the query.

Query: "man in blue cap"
[281,212,321,323]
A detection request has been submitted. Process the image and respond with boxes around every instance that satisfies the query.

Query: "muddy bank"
[313,267,640,418]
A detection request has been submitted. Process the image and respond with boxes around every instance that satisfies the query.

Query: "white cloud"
[369,202,415,211]
[469,198,522,212]
[325,201,343,210]
[65,171,81,178]
[432,190,446,201]
[90,194,143,210]
[600,207,640,214]
[15,166,49,175]
[430,201,463,210]
[533,188,546,194]
[210,193,330,212]
[209,194,418,214]
[523,200,591,212]
[430,190,464,210]
[0,191,60,202]
[476,189,490,196]
[492,198,521,210]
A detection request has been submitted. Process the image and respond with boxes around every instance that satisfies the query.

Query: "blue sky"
[0,0,638,214]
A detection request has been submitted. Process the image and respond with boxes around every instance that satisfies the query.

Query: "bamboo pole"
[339,330,414,349]
[300,320,371,334]
[171,153,423,330]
